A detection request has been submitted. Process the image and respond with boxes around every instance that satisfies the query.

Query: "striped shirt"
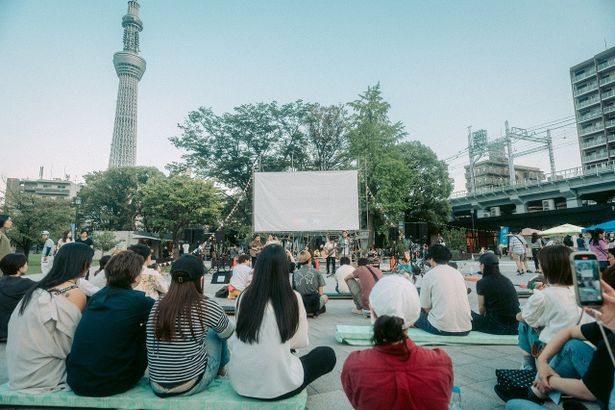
[146,298,234,385]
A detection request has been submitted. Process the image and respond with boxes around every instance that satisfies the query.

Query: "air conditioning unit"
[542,200,555,211]
[490,207,501,217]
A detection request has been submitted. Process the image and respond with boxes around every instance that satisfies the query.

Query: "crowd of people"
[1,221,615,409]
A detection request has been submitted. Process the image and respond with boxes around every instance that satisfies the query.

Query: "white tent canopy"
[538,224,584,236]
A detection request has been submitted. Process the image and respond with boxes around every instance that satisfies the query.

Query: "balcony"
[608,133,615,143]
[581,137,607,149]
[600,76,615,87]
[573,70,596,83]
[579,123,604,136]
[577,96,601,109]
[598,59,615,71]
[583,152,608,163]
[604,105,615,115]
[574,83,598,97]
[606,119,615,129]
[603,90,615,100]
[577,111,602,123]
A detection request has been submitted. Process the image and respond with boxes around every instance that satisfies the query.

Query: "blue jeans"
[152,329,230,397]
[414,309,470,336]
[517,322,542,355]
[546,339,595,404]
[471,311,518,335]
[505,399,547,409]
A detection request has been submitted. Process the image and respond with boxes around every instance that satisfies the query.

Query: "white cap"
[369,275,421,329]
[41,230,50,235]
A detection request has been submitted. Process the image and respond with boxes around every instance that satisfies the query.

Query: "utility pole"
[546,129,556,176]
[505,120,516,186]
[467,126,477,193]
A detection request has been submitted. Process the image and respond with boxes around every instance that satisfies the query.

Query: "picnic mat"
[336,325,518,346]
[0,378,307,410]
[324,292,353,299]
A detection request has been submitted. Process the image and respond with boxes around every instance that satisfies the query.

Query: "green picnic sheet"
[336,325,518,346]
[324,292,352,299]
[0,378,307,410]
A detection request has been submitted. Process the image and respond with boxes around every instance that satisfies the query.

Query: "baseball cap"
[170,254,205,283]
[479,252,499,266]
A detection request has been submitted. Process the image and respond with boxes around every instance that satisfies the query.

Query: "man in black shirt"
[75,230,94,249]
[0,254,36,341]
[471,252,520,335]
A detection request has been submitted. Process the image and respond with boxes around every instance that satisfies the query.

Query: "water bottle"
[450,386,462,409]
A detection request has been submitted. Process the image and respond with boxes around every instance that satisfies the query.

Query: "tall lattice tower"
[108,0,146,168]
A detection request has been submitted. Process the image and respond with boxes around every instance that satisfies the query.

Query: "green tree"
[93,231,119,255]
[79,166,164,231]
[440,226,468,253]
[306,104,351,170]
[5,192,73,258]
[140,175,224,257]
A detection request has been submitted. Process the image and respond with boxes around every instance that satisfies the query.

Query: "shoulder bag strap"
[366,266,380,283]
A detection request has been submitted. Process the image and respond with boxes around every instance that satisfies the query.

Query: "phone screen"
[574,255,603,306]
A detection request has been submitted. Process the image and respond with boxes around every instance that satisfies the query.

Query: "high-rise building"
[108,1,146,168]
[6,177,81,206]
[570,46,615,167]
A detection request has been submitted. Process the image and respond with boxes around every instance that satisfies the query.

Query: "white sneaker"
[352,308,363,315]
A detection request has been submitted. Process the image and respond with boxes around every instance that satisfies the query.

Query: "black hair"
[92,254,112,278]
[372,315,408,351]
[288,261,296,273]
[590,229,604,246]
[603,265,615,289]
[0,215,9,228]
[127,243,151,261]
[427,244,452,264]
[235,244,299,344]
[19,243,92,314]
[106,251,144,288]
[237,254,251,264]
[357,257,369,267]
[340,256,351,266]
[0,253,28,276]
[80,230,88,235]
[531,232,539,243]
[538,245,572,286]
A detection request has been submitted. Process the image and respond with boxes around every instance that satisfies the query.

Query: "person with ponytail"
[6,243,91,393]
[342,275,454,410]
[229,244,336,400]
[146,255,234,397]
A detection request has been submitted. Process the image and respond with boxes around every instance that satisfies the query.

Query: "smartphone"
[570,251,603,307]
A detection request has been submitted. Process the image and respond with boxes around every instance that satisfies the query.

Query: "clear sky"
[1,0,614,191]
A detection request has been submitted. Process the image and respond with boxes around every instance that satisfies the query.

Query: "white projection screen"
[253,171,359,232]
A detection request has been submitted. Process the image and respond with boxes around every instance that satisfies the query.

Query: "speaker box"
[210,270,232,285]
[389,227,399,240]
[406,222,428,242]
[215,230,225,242]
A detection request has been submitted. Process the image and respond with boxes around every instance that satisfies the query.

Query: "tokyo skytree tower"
[108,0,146,168]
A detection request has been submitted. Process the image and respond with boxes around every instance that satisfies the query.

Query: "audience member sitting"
[334,256,353,294]
[516,245,593,371]
[66,251,154,396]
[471,252,520,335]
[228,254,252,300]
[345,258,383,315]
[87,255,111,289]
[395,253,414,281]
[0,253,35,342]
[147,255,234,397]
[292,250,328,315]
[129,244,169,300]
[341,275,453,410]
[229,244,336,400]
[414,245,471,336]
[6,243,91,392]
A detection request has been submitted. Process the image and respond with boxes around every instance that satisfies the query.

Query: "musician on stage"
[338,231,351,260]
[323,236,338,276]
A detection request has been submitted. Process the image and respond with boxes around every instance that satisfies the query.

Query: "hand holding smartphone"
[569,251,603,307]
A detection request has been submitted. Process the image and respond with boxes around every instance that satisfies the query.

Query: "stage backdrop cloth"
[253,171,359,232]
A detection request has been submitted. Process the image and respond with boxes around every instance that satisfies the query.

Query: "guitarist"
[323,236,338,276]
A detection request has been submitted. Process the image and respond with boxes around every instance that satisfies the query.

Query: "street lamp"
[74,197,82,233]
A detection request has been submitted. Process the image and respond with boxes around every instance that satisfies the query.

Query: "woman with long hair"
[589,228,609,271]
[342,275,453,410]
[471,253,520,335]
[147,255,234,397]
[6,243,91,392]
[229,244,336,400]
[56,230,73,251]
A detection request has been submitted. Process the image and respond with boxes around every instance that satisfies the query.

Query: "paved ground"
[0,257,588,409]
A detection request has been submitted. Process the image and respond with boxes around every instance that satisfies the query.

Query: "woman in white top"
[516,245,593,371]
[229,244,336,400]
[56,230,73,252]
[6,242,91,393]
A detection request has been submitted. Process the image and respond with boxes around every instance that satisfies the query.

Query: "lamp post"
[74,197,82,238]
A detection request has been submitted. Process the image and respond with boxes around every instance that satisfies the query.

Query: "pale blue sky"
[1,0,614,191]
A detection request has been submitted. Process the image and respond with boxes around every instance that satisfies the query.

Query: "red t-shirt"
[341,339,453,410]
[352,265,383,308]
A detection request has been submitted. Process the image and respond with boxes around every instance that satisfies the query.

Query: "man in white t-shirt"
[508,230,530,276]
[228,254,252,299]
[334,257,354,294]
[414,244,471,336]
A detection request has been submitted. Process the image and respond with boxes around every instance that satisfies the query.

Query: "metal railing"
[451,161,615,199]
[598,59,615,71]
[581,137,607,149]
[600,76,615,86]
[583,152,608,163]
[603,90,615,99]
[577,96,600,109]
[577,111,602,122]
[573,70,596,83]
[606,119,615,129]
[579,124,604,136]
[604,105,615,115]
[574,83,598,96]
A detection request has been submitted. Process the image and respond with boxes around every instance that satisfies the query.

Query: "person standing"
[75,230,94,250]
[509,230,529,276]
[576,234,588,251]
[56,230,73,252]
[324,236,338,276]
[530,233,544,273]
[0,215,13,261]
[249,234,263,266]
[338,231,351,259]
[41,230,56,275]
[589,228,609,272]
